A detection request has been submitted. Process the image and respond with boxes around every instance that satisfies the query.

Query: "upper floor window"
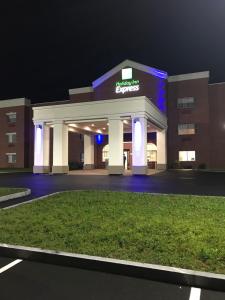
[6,132,16,144]
[178,124,196,135]
[6,112,17,123]
[177,97,195,109]
[6,153,16,164]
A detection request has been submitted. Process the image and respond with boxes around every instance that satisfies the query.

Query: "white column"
[157,129,167,170]
[132,116,148,175]
[33,122,50,173]
[83,134,94,169]
[108,118,124,174]
[52,121,69,174]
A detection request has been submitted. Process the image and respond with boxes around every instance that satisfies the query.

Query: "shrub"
[69,161,83,170]
[198,163,207,169]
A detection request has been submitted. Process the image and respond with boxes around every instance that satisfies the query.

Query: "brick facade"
[1,60,225,170]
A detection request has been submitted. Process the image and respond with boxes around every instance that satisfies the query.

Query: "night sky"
[1,0,225,103]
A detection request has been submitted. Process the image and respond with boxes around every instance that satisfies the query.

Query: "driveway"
[1,170,225,208]
[0,255,224,300]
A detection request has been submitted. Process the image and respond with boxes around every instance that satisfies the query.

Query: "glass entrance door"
[123,150,129,170]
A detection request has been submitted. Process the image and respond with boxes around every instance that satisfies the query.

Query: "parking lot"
[0,255,224,300]
[1,170,225,299]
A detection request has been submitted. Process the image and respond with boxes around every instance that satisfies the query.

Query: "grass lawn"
[0,187,26,197]
[0,190,225,274]
[0,168,32,173]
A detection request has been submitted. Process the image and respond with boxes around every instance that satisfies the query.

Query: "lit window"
[102,144,109,162]
[179,151,196,162]
[177,97,195,109]
[6,153,16,163]
[6,112,17,123]
[178,124,195,135]
[6,133,16,144]
[122,68,132,80]
[147,143,157,162]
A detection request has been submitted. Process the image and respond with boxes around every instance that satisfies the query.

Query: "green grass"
[0,190,225,274]
[0,187,26,197]
[0,168,32,173]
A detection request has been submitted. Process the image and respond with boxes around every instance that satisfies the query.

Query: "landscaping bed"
[0,190,224,274]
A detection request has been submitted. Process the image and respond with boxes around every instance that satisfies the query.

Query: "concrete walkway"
[68,169,163,176]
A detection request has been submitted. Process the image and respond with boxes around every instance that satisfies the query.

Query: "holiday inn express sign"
[115,79,140,94]
[115,68,140,94]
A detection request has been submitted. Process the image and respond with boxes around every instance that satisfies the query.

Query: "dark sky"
[1,0,225,103]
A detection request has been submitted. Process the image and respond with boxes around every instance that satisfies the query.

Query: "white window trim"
[6,112,17,116]
[178,124,196,135]
[177,97,195,108]
[6,153,17,163]
[6,132,16,143]
[6,112,17,123]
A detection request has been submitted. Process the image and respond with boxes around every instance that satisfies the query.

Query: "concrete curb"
[3,189,225,210]
[2,191,62,210]
[0,243,225,292]
[0,189,31,203]
[3,190,225,210]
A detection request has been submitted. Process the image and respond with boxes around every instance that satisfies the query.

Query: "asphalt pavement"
[1,170,225,209]
[1,171,225,298]
[0,256,224,300]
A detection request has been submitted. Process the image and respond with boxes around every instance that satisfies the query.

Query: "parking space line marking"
[0,259,23,274]
[189,287,201,300]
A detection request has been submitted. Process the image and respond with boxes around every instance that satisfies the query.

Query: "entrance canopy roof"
[66,119,160,135]
[33,96,167,130]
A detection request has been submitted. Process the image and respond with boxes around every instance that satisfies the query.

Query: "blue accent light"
[96,134,103,145]
[156,79,167,113]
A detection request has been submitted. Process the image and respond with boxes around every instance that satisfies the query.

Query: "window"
[6,112,17,123]
[179,151,196,162]
[102,144,109,162]
[6,133,16,144]
[6,153,16,163]
[178,124,195,135]
[147,143,157,162]
[177,97,195,109]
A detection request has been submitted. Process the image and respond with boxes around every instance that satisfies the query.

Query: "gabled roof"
[92,59,168,88]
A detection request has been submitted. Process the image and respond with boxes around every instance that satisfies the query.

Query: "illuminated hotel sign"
[115,68,140,94]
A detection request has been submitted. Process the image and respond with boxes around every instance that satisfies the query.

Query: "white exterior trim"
[6,153,16,155]
[69,87,93,95]
[5,132,16,136]
[168,71,210,82]
[33,96,167,130]
[92,59,168,88]
[5,112,17,116]
[0,98,30,108]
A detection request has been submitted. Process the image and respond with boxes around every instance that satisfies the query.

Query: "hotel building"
[0,60,225,174]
